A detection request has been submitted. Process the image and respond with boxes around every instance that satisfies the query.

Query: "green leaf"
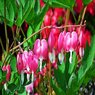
[23,38,28,50]
[78,34,95,86]
[26,26,33,48]
[2,71,7,81]
[18,85,25,94]
[6,0,15,26]
[19,0,26,7]
[8,83,18,92]
[0,69,2,82]
[83,63,95,85]
[0,0,15,26]
[25,9,35,24]
[50,79,65,95]
[15,6,22,26]
[67,73,78,94]
[50,0,75,9]
[0,0,4,21]
[10,56,17,72]
[83,0,92,5]
[34,0,40,15]
[33,0,49,30]
[68,52,77,74]
[58,61,65,73]
[18,90,26,95]
[2,88,9,95]
[22,0,35,25]
[0,61,3,67]
[64,53,70,84]
[16,0,35,26]
[54,62,66,91]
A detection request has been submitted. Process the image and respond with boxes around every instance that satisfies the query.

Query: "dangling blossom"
[33,39,48,71]
[2,64,11,90]
[64,31,78,63]
[25,82,33,95]
[58,31,66,64]
[17,50,38,83]
[78,30,91,58]
[48,31,56,64]
[2,64,11,81]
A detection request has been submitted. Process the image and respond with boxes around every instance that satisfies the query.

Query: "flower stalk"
[9,24,85,53]
[4,0,9,52]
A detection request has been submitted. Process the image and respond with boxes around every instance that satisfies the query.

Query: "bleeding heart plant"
[0,0,95,95]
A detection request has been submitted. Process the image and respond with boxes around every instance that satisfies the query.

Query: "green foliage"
[83,0,92,5]
[51,34,95,94]
[10,56,17,72]
[51,79,65,95]
[50,0,75,9]
[15,0,35,26]
[0,0,95,94]
[0,0,15,26]
[78,34,95,82]
[0,69,2,82]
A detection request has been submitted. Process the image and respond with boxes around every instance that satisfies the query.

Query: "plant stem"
[80,6,87,26]
[9,24,85,52]
[71,10,78,24]
[4,0,9,52]
[48,60,52,95]
[64,9,70,31]
[0,37,5,52]
[21,27,26,38]
[11,27,16,47]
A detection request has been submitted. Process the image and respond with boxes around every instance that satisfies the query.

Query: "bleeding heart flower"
[78,30,91,57]
[44,14,51,26]
[48,29,60,51]
[22,51,29,69]
[25,82,33,95]
[34,39,48,71]
[74,0,83,13]
[2,64,11,81]
[87,1,95,16]
[48,31,55,52]
[17,52,24,74]
[64,31,78,63]
[34,39,48,60]
[28,55,38,73]
[58,31,66,52]
[64,31,78,52]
